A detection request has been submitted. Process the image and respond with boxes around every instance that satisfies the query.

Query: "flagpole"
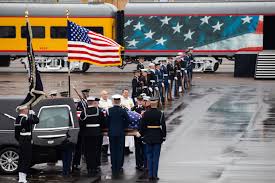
[66,9,71,98]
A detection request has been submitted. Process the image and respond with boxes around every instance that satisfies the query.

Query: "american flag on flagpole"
[67,21,122,66]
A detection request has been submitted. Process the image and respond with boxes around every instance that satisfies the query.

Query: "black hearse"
[0,96,79,174]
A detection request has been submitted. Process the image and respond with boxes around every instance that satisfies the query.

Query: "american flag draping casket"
[127,110,142,130]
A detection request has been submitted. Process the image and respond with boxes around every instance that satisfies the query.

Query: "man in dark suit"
[138,97,166,181]
[107,94,130,177]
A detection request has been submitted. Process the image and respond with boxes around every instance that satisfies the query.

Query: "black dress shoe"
[136,166,144,171]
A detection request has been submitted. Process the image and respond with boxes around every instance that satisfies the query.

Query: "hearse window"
[36,105,72,130]
[51,26,67,39]
[21,26,45,38]
[0,26,16,38]
[85,27,104,35]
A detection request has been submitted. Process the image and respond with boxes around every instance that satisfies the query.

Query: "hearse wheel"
[0,147,19,174]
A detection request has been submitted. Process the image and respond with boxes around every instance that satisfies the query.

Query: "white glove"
[185,70,188,74]
[29,110,35,115]
[155,87,159,91]
[168,80,171,84]
[136,131,141,138]
[149,87,153,92]
[161,83,165,88]
[174,77,178,81]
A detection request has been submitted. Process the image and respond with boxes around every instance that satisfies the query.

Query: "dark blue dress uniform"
[139,74,150,96]
[147,69,157,97]
[107,103,130,175]
[155,68,164,102]
[132,74,142,101]
[14,113,39,175]
[79,105,105,176]
[167,62,175,99]
[185,54,194,82]
[174,61,182,96]
[73,98,88,171]
[180,58,188,89]
[131,103,145,170]
[140,107,166,180]
[161,64,169,100]
[137,62,145,71]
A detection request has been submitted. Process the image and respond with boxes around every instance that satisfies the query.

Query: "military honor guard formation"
[14,47,195,183]
[8,5,197,183]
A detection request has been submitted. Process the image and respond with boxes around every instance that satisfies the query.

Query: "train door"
[263,16,275,50]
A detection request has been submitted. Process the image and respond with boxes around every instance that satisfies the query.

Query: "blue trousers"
[62,146,73,175]
[146,143,161,178]
[109,136,125,174]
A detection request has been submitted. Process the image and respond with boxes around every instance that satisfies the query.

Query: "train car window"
[85,27,104,35]
[0,26,16,38]
[51,26,67,39]
[21,26,45,38]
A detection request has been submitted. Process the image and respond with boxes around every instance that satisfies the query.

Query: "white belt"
[181,68,185,71]
[176,70,181,72]
[150,80,155,83]
[86,124,100,127]
[20,132,31,136]
[163,74,168,76]
[142,86,148,88]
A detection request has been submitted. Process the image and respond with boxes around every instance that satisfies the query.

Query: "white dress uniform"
[99,98,113,146]
[120,96,135,149]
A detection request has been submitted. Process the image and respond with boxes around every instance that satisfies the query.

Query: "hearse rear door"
[32,105,77,146]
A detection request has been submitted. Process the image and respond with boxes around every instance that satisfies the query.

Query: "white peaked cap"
[143,96,151,101]
[112,94,122,100]
[87,96,100,101]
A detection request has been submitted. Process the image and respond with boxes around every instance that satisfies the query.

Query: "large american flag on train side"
[124,15,263,52]
[67,21,122,66]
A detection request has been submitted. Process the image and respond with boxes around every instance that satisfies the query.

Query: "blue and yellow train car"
[0,3,120,68]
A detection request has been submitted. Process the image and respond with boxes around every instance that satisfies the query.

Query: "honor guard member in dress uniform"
[137,57,145,71]
[185,47,194,85]
[131,96,146,171]
[137,97,166,181]
[179,52,188,90]
[174,57,183,96]
[160,60,169,102]
[155,62,164,103]
[167,57,175,100]
[77,89,90,111]
[15,106,39,183]
[147,63,157,97]
[140,69,150,96]
[107,94,130,177]
[73,89,90,172]
[132,70,142,104]
[79,96,105,177]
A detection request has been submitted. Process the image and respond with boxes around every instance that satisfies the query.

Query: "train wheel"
[81,63,90,72]
[213,63,219,72]
[0,56,10,67]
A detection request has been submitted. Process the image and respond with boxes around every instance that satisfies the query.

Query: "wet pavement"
[0,66,275,182]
